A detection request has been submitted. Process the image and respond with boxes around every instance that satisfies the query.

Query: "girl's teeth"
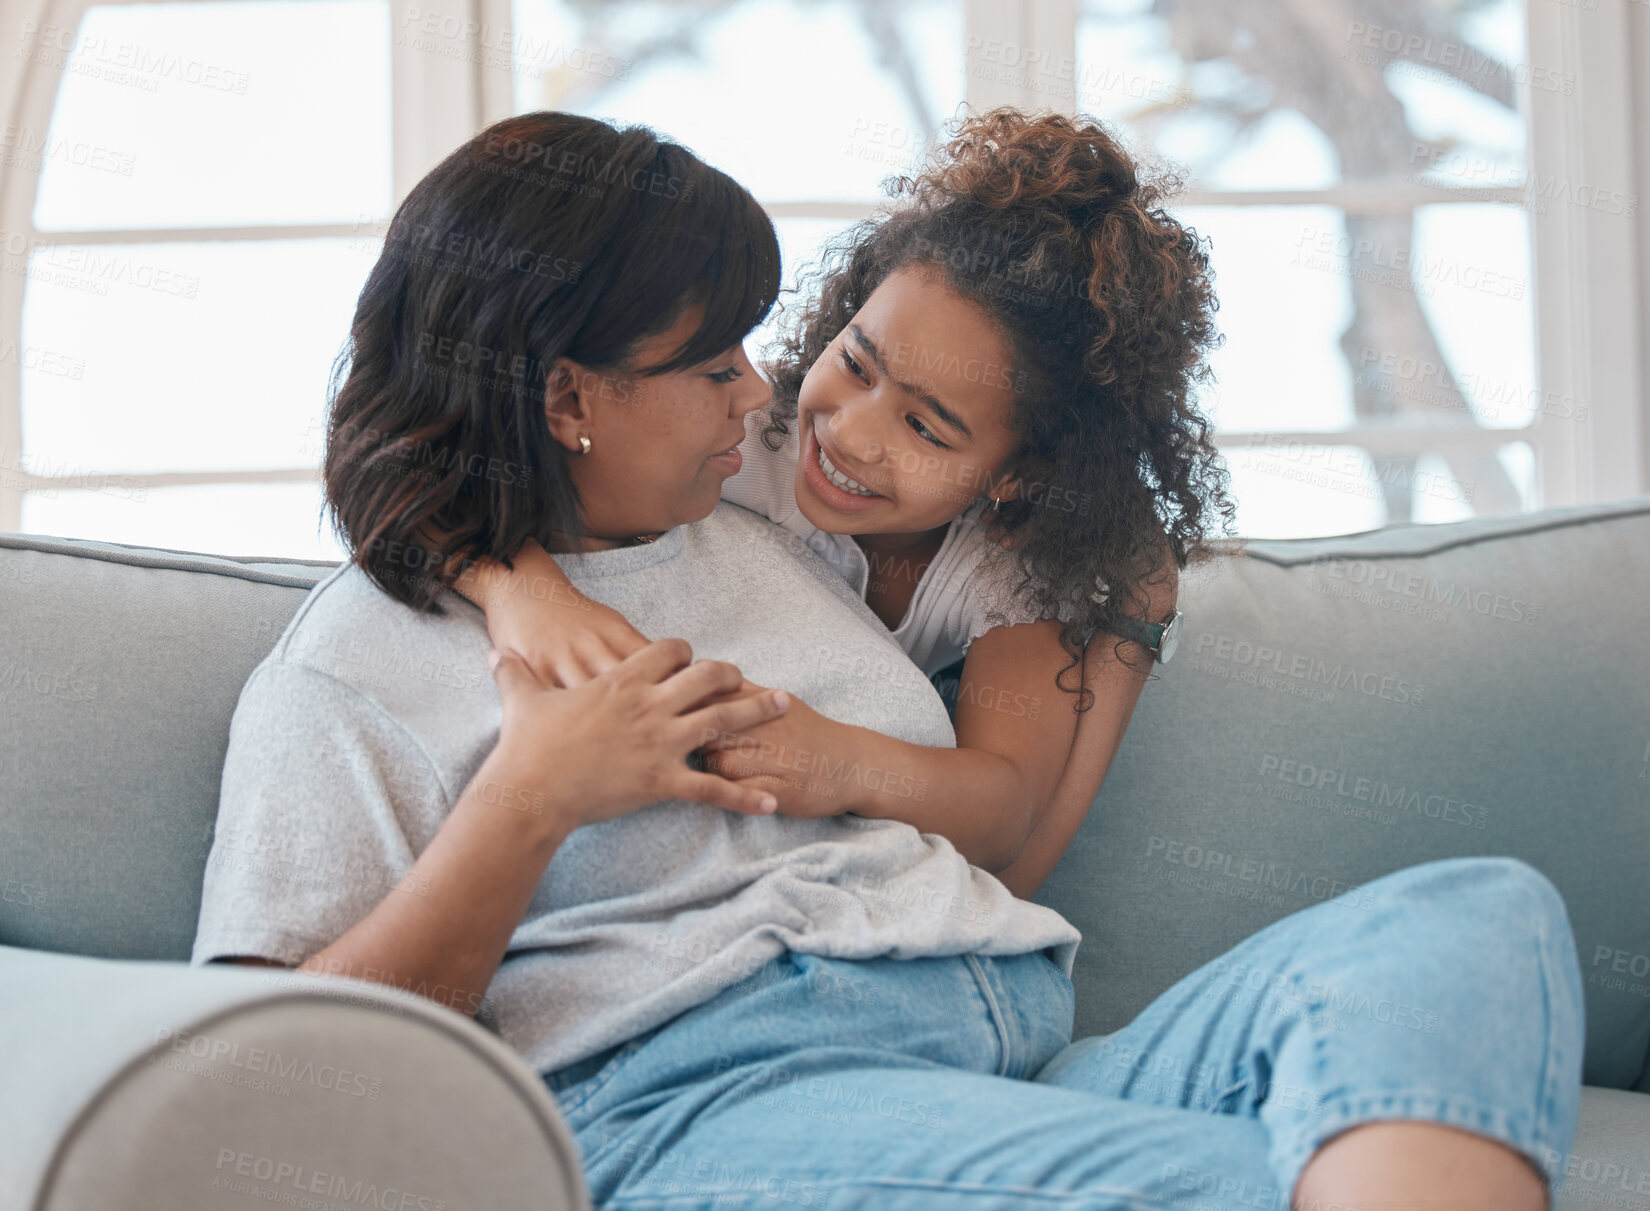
[818,443,877,496]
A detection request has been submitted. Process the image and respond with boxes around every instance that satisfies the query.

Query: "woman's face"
[552,302,771,546]
[792,264,1021,537]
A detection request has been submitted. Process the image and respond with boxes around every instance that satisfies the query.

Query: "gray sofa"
[3,494,1648,1211]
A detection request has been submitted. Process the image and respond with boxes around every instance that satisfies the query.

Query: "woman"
[193,111,1583,1211]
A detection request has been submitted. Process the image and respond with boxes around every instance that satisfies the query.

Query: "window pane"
[1224,438,1535,538]
[1170,205,1355,433]
[20,238,381,475]
[1076,0,1526,191]
[503,0,964,201]
[27,0,392,229]
[1222,441,1385,538]
[1405,204,1538,429]
[750,216,862,363]
[20,480,345,561]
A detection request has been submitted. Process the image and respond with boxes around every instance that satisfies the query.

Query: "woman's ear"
[543,357,595,454]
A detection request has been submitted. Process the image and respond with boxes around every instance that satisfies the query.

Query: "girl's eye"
[839,348,867,381]
[707,366,742,384]
[908,417,949,449]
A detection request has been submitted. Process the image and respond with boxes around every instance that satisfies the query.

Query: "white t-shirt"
[725,408,1054,677]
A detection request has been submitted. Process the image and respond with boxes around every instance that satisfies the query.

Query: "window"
[1,0,449,558]
[3,0,1643,553]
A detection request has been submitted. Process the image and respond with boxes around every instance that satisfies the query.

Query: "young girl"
[457,107,1234,899]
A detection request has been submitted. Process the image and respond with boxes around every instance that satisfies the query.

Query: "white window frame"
[956,0,1647,512]
[2,0,1644,537]
[0,0,485,532]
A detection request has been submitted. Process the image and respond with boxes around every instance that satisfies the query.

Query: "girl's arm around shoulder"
[452,538,651,687]
[702,616,1081,872]
[992,558,1179,901]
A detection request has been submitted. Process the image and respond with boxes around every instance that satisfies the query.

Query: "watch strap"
[1104,614,1165,657]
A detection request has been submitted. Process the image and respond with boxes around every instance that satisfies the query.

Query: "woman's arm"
[217,643,791,1014]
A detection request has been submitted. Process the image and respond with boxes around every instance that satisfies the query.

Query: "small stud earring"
[992,496,1002,513]
[577,434,592,455]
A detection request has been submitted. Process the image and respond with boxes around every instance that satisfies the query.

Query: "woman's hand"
[696,687,859,819]
[488,640,791,830]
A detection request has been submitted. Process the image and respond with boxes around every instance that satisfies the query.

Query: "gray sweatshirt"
[191,502,1082,1075]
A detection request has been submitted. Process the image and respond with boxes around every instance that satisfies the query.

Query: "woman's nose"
[732,371,772,417]
[731,351,773,417]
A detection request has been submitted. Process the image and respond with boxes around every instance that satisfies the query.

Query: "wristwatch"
[1104,609,1183,664]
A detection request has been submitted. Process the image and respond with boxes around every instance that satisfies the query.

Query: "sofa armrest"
[0,945,591,1211]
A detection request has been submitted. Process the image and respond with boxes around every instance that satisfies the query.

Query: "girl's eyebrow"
[847,324,974,440]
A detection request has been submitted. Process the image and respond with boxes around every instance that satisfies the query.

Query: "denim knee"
[1447,857,1576,946]
[1386,856,1570,925]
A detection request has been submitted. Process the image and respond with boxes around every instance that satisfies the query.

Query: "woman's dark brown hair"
[323,111,780,612]
[764,107,1239,708]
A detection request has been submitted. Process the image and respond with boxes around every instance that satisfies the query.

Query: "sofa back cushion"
[4,498,1648,1093]
[1031,496,1650,1093]
[0,534,336,962]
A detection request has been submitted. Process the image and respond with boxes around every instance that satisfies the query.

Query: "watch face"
[1158,612,1182,664]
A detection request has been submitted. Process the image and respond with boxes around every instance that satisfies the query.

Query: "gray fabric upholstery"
[0,534,339,961]
[3,500,1648,1203]
[1557,1088,1650,1211]
[0,946,590,1211]
[1028,496,1650,1096]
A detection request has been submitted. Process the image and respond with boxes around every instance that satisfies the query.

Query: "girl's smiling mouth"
[801,419,888,512]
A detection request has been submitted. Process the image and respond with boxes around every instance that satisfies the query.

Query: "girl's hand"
[455,541,651,688]
[513,593,653,688]
[487,641,790,830]
[696,687,857,819]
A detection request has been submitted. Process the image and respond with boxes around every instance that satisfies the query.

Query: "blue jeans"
[543,857,1585,1210]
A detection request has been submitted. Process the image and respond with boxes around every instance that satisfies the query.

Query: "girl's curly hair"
[762,107,1240,710]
